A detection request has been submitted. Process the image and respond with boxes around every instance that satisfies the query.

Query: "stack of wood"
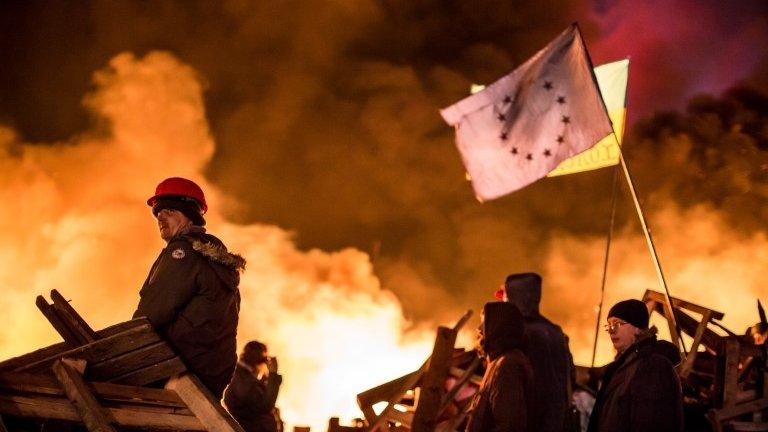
[0,289,244,432]
[352,311,482,432]
[641,290,768,432]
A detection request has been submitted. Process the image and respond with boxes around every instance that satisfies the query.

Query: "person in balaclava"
[495,273,573,432]
[466,302,534,432]
[587,299,683,432]
[134,177,245,399]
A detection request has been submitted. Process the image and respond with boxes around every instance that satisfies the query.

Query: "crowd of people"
[134,176,684,432]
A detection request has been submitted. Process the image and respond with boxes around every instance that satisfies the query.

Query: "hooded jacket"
[466,302,534,432]
[224,361,283,432]
[587,329,683,432]
[505,275,573,432]
[134,228,244,399]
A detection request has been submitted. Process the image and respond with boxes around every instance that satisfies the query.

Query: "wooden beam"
[451,310,473,333]
[679,310,713,378]
[357,370,422,409]
[36,296,83,347]
[643,290,725,320]
[0,371,186,408]
[722,338,742,408]
[440,357,482,414]
[15,323,159,373]
[166,373,245,432]
[412,327,457,432]
[52,358,116,432]
[108,356,186,386]
[0,319,149,372]
[0,394,204,430]
[87,341,176,381]
[50,290,98,343]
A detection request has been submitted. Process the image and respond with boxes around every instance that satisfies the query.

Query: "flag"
[440,24,613,201]
[548,58,629,177]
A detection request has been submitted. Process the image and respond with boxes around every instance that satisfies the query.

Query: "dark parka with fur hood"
[587,329,683,432]
[466,302,534,432]
[134,227,245,399]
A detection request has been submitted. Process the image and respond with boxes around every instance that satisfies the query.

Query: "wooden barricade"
[643,290,768,432]
[0,289,244,432]
[356,311,482,432]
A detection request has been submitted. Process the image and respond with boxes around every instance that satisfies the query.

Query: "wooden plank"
[53,359,116,432]
[36,295,83,346]
[0,319,148,372]
[166,373,245,432]
[109,356,186,386]
[451,310,473,333]
[50,290,98,343]
[412,327,457,432]
[88,341,176,381]
[367,362,428,432]
[643,290,725,320]
[0,371,186,408]
[441,357,482,412]
[680,310,712,378]
[15,323,159,373]
[723,338,742,408]
[0,394,204,430]
[448,366,482,387]
[358,370,422,408]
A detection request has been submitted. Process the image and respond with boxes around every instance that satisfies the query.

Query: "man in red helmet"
[134,177,245,399]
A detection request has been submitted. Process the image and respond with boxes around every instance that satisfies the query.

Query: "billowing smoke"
[0,52,437,431]
[1,0,768,427]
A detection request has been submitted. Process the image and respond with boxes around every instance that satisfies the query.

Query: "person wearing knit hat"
[587,298,683,432]
[134,177,246,399]
[605,299,649,354]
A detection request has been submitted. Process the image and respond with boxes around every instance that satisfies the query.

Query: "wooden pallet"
[356,311,481,432]
[0,289,244,432]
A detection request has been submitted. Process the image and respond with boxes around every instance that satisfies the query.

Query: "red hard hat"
[147,177,208,214]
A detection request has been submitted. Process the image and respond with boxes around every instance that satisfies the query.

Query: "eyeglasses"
[604,320,629,333]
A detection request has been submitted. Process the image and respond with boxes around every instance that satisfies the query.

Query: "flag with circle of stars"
[440,24,614,202]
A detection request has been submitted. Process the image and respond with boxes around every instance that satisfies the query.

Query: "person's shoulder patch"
[171,248,186,259]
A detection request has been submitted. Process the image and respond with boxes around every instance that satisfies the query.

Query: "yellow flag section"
[548,59,628,177]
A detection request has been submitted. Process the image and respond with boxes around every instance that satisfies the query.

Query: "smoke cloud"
[0,52,436,431]
[1,0,768,428]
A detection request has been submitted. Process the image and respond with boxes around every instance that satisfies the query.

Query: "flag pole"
[591,164,620,367]
[617,149,686,356]
[575,29,686,356]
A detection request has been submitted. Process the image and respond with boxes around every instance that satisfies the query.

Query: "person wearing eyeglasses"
[587,299,683,432]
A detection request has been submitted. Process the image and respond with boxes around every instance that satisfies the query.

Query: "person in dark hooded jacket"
[466,302,534,432]
[134,177,245,399]
[587,299,683,432]
[497,273,573,432]
[225,341,283,432]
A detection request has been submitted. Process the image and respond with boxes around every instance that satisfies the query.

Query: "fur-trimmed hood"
[189,237,246,271]
[179,229,246,291]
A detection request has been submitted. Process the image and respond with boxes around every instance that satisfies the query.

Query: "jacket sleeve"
[227,372,282,413]
[489,357,529,432]
[630,355,683,432]
[133,240,200,329]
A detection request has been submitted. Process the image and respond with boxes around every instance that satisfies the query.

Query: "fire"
[0,51,436,432]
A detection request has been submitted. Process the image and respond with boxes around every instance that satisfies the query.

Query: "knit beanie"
[608,299,649,329]
[152,196,206,226]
